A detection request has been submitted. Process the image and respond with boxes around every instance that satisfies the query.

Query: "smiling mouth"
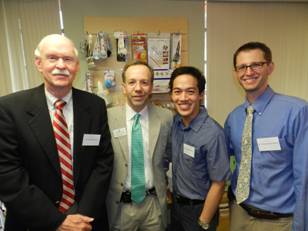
[53,74,69,77]
[178,104,190,109]
[242,76,258,82]
[133,95,145,100]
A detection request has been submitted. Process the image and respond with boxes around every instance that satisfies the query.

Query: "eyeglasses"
[235,61,269,74]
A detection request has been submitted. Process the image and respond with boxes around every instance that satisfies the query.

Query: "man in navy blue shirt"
[224,41,308,231]
[168,66,230,231]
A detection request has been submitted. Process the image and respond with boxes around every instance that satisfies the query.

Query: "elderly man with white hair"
[0,34,114,231]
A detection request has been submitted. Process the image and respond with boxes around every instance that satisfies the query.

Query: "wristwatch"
[198,218,210,230]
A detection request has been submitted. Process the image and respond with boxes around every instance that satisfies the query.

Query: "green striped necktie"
[131,113,146,203]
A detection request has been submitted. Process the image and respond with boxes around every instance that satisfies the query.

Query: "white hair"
[34,34,79,58]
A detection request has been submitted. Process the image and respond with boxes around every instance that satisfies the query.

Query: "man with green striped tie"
[107,61,173,231]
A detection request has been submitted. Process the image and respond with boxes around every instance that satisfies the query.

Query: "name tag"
[257,137,281,152]
[82,134,101,146]
[112,128,127,138]
[183,143,195,158]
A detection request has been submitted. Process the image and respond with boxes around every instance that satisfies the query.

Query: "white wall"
[207,2,308,125]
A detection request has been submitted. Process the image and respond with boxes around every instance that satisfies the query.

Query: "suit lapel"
[148,106,161,159]
[72,89,92,183]
[113,106,129,162]
[27,85,61,175]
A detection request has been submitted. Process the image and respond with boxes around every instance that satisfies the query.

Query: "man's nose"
[245,66,254,75]
[179,91,187,100]
[134,82,142,90]
[55,58,66,68]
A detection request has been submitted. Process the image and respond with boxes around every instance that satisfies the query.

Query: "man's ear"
[199,90,204,102]
[121,82,127,95]
[34,57,42,72]
[76,60,80,72]
[267,62,275,75]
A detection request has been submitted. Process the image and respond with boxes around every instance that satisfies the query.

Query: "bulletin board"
[84,16,188,107]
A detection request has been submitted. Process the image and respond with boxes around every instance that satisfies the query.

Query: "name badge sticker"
[183,143,195,158]
[257,137,281,152]
[82,134,101,146]
[112,128,127,138]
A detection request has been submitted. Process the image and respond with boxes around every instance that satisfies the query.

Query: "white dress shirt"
[0,202,5,231]
[125,104,154,190]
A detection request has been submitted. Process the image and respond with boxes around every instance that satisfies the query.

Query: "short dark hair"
[233,42,272,68]
[122,61,154,83]
[169,66,206,94]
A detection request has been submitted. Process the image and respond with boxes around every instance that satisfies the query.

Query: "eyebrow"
[172,87,197,90]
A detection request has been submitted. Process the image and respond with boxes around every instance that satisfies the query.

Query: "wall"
[62,0,204,89]
[0,0,60,95]
[207,2,308,125]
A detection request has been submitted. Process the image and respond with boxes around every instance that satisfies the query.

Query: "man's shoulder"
[150,104,173,122]
[107,105,125,125]
[206,114,223,128]
[107,105,124,114]
[225,103,244,121]
[229,103,244,115]
[150,104,173,115]
[73,88,104,103]
[202,113,225,136]
[0,85,43,107]
[273,93,308,109]
[72,88,109,113]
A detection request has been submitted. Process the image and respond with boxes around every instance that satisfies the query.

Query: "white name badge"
[82,134,101,146]
[183,143,195,158]
[112,128,127,138]
[257,137,281,152]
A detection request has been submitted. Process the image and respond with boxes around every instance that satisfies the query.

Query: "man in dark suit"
[0,34,114,231]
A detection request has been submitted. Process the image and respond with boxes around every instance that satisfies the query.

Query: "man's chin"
[244,87,258,93]
[49,82,73,90]
[241,84,257,92]
[176,108,191,117]
[132,101,145,107]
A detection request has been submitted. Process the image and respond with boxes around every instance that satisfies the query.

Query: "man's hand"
[57,214,94,231]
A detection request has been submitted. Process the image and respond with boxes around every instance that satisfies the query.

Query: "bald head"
[34,34,78,58]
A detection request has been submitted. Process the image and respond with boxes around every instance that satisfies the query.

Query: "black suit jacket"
[0,85,114,231]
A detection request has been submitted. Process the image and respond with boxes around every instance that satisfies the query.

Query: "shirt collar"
[45,88,72,109]
[243,86,275,115]
[175,106,208,132]
[125,103,148,121]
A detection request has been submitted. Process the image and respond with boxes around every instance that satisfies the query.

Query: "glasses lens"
[250,62,264,71]
[236,62,267,74]
[235,65,247,74]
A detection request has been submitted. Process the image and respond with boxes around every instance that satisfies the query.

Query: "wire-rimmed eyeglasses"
[235,61,269,75]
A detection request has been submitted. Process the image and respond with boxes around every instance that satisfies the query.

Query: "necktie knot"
[133,113,141,127]
[134,113,140,121]
[246,105,254,115]
[54,99,66,111]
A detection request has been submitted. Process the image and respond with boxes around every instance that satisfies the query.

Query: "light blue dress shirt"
[170,107,230,200]
[224,86,308,230]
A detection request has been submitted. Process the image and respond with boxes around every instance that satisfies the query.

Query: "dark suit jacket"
[0,85,114,231]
